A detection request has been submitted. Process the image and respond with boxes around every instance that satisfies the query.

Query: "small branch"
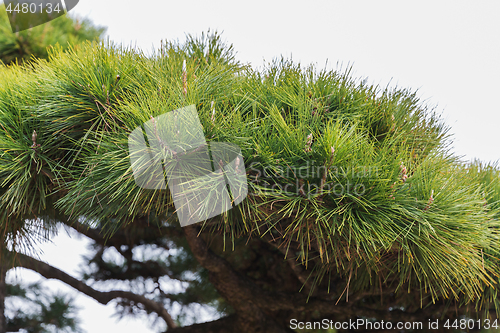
[62,217,183,249]
[8,251,177,329]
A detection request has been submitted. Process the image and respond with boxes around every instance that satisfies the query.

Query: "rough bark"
[167,315,238,333]
[184,225,296,333]
[0,263,6,333]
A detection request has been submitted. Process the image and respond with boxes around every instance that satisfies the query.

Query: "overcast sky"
[4,1,500,332]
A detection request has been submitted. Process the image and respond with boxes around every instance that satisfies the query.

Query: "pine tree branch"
[62,217,183,249]
[166,315,237,333]
[183,226,470,329]
[183,225,294,333]
[61,218,192,283]
[0,263,6,333]
[7,251,177,329]
[261,233,314,292]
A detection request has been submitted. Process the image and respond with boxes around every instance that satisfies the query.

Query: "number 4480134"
[444,318,499,330]
[5,2,62,14]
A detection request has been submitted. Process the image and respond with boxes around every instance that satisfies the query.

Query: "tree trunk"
[0,261,6,333]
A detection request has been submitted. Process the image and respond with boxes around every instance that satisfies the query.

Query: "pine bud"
[31,130,41,149]
[424,190,434,211]
[182,59,187,96]
[305,133,313,152]
[400,161,408,183]
[210,101,215,123]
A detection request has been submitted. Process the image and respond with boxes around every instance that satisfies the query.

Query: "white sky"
[4,1,500,332]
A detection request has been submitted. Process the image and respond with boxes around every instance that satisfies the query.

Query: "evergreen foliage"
[1,29,499,332]
[0,6,104,332]
[0,4,105,65]
[5,282,79,333]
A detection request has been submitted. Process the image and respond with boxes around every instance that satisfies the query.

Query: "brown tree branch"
[0,264,6,333]
[261,233,314,291]
[7,250,177,329]
[183,226,468,329]
[62,217,183,249]
[53,216,470,329]
[166,315,237,333]
[183,225,294,333]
